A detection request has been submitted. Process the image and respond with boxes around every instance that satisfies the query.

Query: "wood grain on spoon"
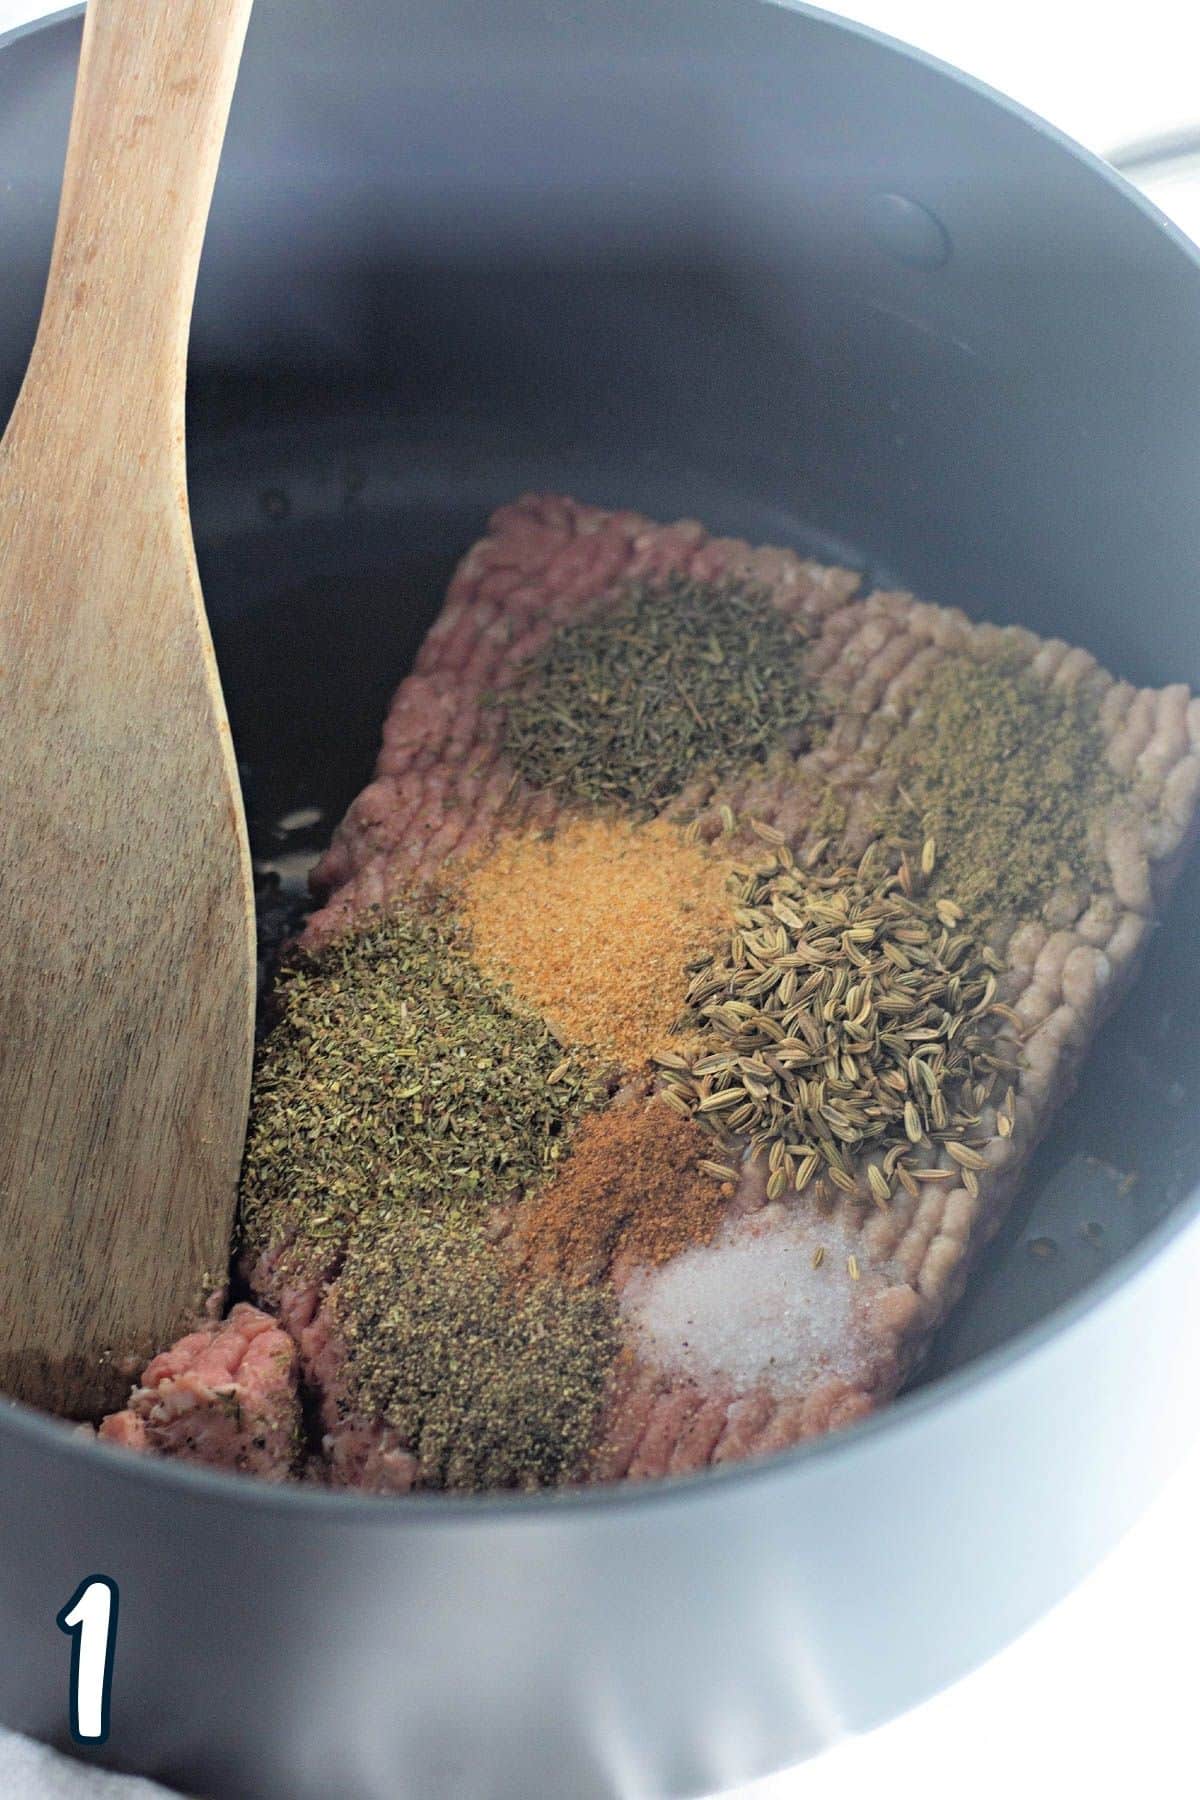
[0,0,256,1417]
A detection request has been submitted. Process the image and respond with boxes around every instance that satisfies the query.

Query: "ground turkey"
[98,1303,299,1480]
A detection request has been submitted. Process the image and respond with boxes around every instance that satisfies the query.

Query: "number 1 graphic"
[56,1576,119,1744]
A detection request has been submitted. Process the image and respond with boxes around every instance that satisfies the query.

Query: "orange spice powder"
[456,814,731,1070]
[511,1096,731,1287]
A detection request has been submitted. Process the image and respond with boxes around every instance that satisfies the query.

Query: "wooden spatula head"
[0,0,256,1418]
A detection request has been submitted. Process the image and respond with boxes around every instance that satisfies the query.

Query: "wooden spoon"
[0,0,256,1418]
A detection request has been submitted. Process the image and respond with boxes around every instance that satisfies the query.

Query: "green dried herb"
[887,651,1122,931]
[237,899,620,1489]
[501,576,821,814]
[239,901,599,1275]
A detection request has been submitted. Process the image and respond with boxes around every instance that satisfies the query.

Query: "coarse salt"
[619,1210,876,1395]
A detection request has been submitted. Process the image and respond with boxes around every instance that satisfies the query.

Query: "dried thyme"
[887,651,1122,930]
[501,575,822,814]
[656,839,1017,1203]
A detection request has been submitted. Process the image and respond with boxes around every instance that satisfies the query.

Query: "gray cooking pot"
[2,3,1200,1795]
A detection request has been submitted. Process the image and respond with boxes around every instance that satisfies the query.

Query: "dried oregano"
[887,651,1122,930]
[501,576,822,814]
[239,902,598,1269]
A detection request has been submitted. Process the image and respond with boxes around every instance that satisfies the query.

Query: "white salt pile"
[619,1211,878,1394]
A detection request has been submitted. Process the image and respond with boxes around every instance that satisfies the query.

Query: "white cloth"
[0,1730,174,1797]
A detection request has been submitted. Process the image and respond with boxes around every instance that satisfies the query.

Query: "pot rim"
[3,0,1199,1526]
[4,1188,1197,1525]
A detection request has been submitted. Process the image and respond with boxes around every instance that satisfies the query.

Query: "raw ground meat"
[103,494,1200,1490]
[97,1303,299,1481]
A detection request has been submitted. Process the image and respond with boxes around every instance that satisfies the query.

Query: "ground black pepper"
[331,1210,618,1492]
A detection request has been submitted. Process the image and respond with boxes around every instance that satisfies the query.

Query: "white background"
[1,2,1198,1796]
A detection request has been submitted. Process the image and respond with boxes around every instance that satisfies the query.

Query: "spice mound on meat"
[659,835,1019,1212]
[456,813,731,1069]
[501,574,823,815]
[885,650,1124,935]
[234,897,623,1491]
[238,901,600,1282]
[96,494,1200,1492]
[510,1095,732,1289]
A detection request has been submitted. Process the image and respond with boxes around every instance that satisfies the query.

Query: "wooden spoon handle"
[14,0,253,470]
[0,0,256,1418]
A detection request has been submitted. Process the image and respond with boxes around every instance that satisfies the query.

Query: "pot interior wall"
[3,0,1200,1387]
